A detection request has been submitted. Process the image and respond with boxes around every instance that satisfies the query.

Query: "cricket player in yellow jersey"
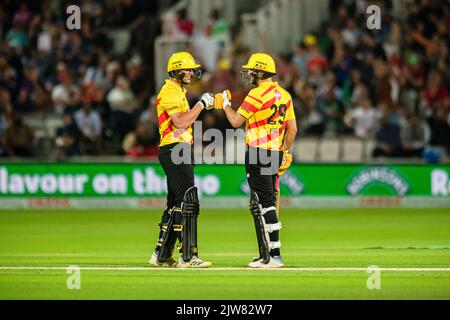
[149,52,214,268]
[216,53,297,268]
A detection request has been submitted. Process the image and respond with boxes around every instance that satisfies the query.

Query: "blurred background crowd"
[0,0,449,162]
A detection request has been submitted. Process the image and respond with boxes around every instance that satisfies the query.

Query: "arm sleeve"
[285,99,296,121]
[159,94,181,116]
[237,90,263,119]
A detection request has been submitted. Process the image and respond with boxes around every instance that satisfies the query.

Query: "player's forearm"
[172,103,204,129]
[283,119,297,150]
[283,127,297,150]
[224,106,241,128]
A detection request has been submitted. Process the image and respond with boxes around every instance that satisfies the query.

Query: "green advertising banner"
[0,163,449,208]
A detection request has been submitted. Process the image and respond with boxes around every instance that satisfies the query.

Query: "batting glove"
[214,90,231,110]
[221,90,231,110]
[199,93,214,110]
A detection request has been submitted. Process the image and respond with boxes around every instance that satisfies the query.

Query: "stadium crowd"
[0,0,449,161]
[0,0,169,158]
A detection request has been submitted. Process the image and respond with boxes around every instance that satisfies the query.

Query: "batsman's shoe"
[273,255,284,266]
[177,256,212,268]
[149,252,177,267]
[252,256,261,262]
[248,256,284,268]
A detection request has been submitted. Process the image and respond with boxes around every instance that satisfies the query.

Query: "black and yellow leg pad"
[250,191,271,264]
[158,207,182,263]
[181,186,200,262]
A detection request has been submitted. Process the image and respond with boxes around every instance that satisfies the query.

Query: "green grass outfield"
[0,208,449,299]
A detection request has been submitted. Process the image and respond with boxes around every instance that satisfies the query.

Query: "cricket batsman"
[149,52,214,268]
[216,53,297,268]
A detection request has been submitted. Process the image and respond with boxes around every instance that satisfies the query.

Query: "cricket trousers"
[154,142,195,252]
[159,142,195,209]
[245,147,283,257]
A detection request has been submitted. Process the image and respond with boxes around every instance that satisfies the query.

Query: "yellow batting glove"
[278,149,293,176]
[214,90,231,110]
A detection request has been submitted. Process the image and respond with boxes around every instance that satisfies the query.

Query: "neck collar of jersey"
[166,79,187,94]
[258,80,278,88]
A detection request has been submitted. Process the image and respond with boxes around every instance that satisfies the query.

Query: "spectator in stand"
[308,62,327,90]
[357,33,387,61]
[319,84,345,136]
[16,63,48,112]
[51,63,80,115]
[422,71,450,116]
[402,52,426,92]
[5,21,29,48]
[372,112,402,158]
[192,25,220,72]
[331,44,352,88]
[105,60,122,92]
[296,81,324,136]
[12,3,31,26]
[126,55,149,108]
[73,97,102,155]
[333,4,350,29]
[344,97,379,139]
[304,35,328,89]
[400,113,431,158]
[316,72,342,102]
[107,75,137,140]
[383,21,402,63]
[292,42,309,80]
[122,96,159,156]
[3,112,34,157]
[341,18,360,49]
[0,57,18,96]
[428,108,450,154]
[36,20,53,54]
[123,122,158,157]
[83,53,110,90]
[0,86,13,116]
[208,9,230,48]
[305,34,328,76]
[176,8,195,36]
[342,69,368,107]
[54,112,80,158]
[62,32,89,74]
[373,59,398,112]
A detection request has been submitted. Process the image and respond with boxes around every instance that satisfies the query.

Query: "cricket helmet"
[167,52,201,72]
[241,53,276,85]
[242,53,276,74]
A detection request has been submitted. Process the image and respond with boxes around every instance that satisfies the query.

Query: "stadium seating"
[363,139,376,161]
[293,137,379,162]
[318,138,340,162]
[342,137,363,162]
[293,137,318,162]
[22,113,63,157]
